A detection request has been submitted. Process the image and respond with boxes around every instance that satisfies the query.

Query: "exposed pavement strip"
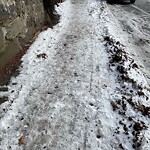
[131,4,150,16]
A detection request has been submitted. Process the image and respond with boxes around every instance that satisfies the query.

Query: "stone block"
[0,27,7,53]
[0,4,17,24]
[6,17,26,40]
[0,28,4,47]
[0,38,21,68]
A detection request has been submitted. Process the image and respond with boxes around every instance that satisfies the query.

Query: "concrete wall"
[0,0,48,68]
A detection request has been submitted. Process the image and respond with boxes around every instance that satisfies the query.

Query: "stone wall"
[0,0,49,68]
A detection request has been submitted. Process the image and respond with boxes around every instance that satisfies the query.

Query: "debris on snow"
[0,0,150,150]
[104,36,150,149]
[37,53,48,59]
[18,135,25,145]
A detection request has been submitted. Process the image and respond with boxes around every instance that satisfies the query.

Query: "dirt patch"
[104,36,150,149]
[0,97,8,104]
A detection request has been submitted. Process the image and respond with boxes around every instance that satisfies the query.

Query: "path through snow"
[0,0,149,150]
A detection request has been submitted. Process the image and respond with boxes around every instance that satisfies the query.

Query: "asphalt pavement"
[134,0,150,14]
[108,0,150,85]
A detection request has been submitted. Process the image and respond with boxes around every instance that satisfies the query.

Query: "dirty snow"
[0,0,150,150]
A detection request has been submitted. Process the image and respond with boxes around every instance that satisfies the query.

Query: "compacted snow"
[0,0,149,150]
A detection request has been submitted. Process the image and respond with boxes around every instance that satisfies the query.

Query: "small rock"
[64,43,67,46]
[132,63,138,69]
[119,143,124,149]
[37,53,48,59]
[133,122,147,131]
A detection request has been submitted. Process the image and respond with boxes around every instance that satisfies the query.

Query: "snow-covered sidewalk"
[0,0,149,150]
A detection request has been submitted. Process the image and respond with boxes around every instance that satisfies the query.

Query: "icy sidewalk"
[0,1,118,149]
[0,0,150,150]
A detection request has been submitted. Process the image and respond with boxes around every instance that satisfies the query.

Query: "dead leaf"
[18,135,25,145]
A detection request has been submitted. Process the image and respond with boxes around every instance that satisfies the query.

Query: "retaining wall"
[0,0,49,68]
